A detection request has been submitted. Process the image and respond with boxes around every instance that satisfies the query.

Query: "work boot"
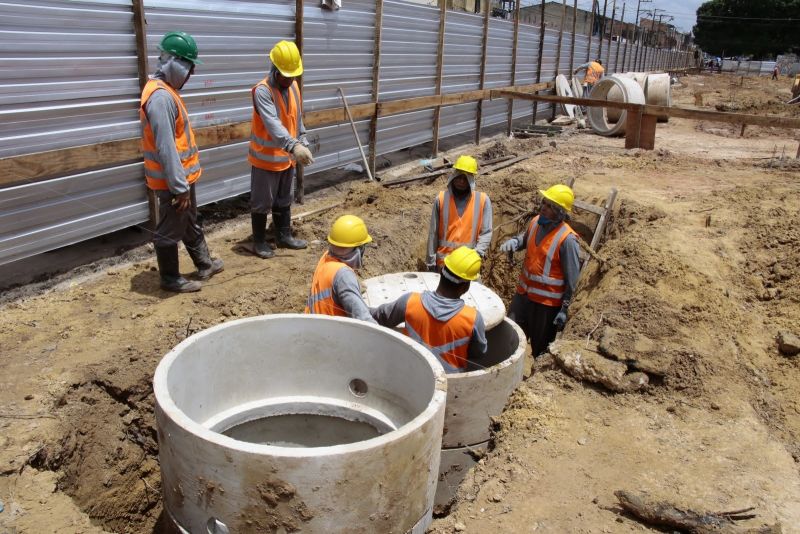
[155,246,202,293]
[186,240,224,281]
[251,212,275,259]
[273,206,307,250]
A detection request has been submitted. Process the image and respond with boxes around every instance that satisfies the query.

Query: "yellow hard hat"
[453,155,478,176]
[539,184,574,212]
[269,40,303,77]
[328,215,372,248]
[443,246,481,282]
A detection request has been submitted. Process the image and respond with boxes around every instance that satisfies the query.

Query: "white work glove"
[292,143,314,166]
[500,238,518,253]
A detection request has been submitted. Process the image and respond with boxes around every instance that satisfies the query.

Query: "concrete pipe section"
[587,76,646,137]
[555,74,576,118]
[645,73,672,122]
[154,314,447,534]
[362,273,526,510]
[605,73,635,123]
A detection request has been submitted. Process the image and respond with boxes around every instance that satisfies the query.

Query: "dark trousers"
[153,184,206,255]
[509,293,560,357]
[250,166,295,214]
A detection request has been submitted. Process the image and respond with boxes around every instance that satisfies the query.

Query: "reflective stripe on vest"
[304,252,349,317]
[585,61,604,85]
[248,77,302,172]
[516,216,576,307]
[139,79,202,191]
[403,293,477,372]
[435,190,486,266]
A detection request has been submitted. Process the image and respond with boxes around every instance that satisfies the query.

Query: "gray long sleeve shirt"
[508,219,581,311]
[144,72,189,195]
[325,249,375,324]
[426,184,493,268]
[371,290,487,371]
[253,69,307,153]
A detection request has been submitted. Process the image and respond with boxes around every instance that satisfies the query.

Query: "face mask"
[158,53,193,90]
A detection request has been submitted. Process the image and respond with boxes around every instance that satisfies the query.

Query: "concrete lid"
[362,272,506,330]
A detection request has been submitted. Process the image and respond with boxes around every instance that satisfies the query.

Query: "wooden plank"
[431,0,447,156]
[475,3,491,144]
[131,0,156,225]
[582,187,617,269]
[367,0,384,177]
[639,113,657,150]
[573,199,606,216]
[533,0,546,123]
[625,107,643,149]
[305,103,375,127]
[493,90,642,111]
[586,0,596,62]
[506,0,522,137]
[294,0,305,203]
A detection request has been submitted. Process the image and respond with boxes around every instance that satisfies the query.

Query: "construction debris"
[548,339,649,393]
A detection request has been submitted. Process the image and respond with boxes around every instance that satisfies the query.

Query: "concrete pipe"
[555,74,576,118]
[587,76,646,137]
[605,73,634,123]
[154,314,447,534]
[628,72,648,90]
[645,73,671,123]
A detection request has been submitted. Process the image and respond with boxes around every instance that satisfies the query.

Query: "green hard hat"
[158,31,202,65]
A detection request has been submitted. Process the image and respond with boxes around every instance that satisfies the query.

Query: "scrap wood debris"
[614,490,782,534]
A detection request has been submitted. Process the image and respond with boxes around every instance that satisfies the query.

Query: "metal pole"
[614,2,624,72]
[294,0,305,203]
[431,0,446,156]
[532,0,546,124]
[552,0,567,119]
[597,0,608,63]
[568,0,578,74]
[586,0,596,62]
[507,0,522,136]
[475,3,490,143]
[606,0,616,70]
[367,0,384,177]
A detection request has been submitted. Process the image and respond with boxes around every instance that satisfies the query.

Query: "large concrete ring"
[154,314,447,534]
[645,73,672,122]
[588,76,647,137]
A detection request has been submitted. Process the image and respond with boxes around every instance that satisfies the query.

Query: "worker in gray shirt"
[305,215,375,323]
[140,31,223,293]
[500,184,581,359]
[426,155,493,272]
[248,40,314,258]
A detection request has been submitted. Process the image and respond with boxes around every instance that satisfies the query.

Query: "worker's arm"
[559,234,582,312]
[573,62,591,74]
[370,293,412,328]
[145,90,188,195]
[467,311,488,360]
[475,196,493,258]
[500,225,529,253]
[332,268,377,324]
[254,84,300,153]
[425,198,440,270]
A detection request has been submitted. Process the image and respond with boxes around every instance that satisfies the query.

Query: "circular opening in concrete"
[349,378,368,397]
[403,273,419,279]
[222,413,385,447]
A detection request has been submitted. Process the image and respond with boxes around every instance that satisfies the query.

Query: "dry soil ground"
[1,73,799,534]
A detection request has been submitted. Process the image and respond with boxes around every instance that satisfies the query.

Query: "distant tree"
[693,0,800,58]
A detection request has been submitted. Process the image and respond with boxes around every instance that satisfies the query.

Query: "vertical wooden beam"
[614,2,624,72]
[475,2,491,144]
[597,0,608,64]
[551,0,567,119]
[641,30,649,71]
[605,0,615,69]
[568,0,578,75]
[506,0,522,136]
[132,0,158,227]
[367,0,384,176]
[431,0,447,156]
[586,0,596,62]
[532,0,546,124]
[294,0,305,203]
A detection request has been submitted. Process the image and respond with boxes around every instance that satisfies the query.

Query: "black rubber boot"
[155,246,202,293]
[274,206,307,250]
[186,240,224,281]
[251,213,275,259]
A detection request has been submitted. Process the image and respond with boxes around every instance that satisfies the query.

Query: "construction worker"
[426,155,493,272]
[305,215,376,323]
[140,31,223,293]
[500,184,580,358]
[372,247,487,373]
[573,59,604,97]
[772,65,780,81]
[249,40,314,259]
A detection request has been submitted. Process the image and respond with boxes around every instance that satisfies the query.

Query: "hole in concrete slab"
[349,378,368,397]
[404,273,418,279]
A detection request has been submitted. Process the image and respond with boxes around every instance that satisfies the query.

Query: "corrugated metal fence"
[0,0,691,266]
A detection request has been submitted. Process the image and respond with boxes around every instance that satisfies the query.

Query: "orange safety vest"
[435,190,487,267]
[516,216,577,307]
[584,61,605,85]
[403,293,477,372]
[248,77,302,172]
[139,79,201,191]
[305,252,350,317]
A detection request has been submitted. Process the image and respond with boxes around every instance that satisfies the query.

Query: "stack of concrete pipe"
[154,315,447,534]
[592,72,672,130]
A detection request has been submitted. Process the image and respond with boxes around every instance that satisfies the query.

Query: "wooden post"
[431,0,447,156]
[614,2,624,72]
[606,0,615,69]
[294,0,305,203]
[367,0,384,176]
[641,30,649,71]
[568,0,578,75]
[551,0,567,120]
[475,3,491,144]
[506,0,522,136]
[532,0,546,124]
[586,0,596,62]
[624,106,643,149]
[597,0,608,63]
[131,0,159,227]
